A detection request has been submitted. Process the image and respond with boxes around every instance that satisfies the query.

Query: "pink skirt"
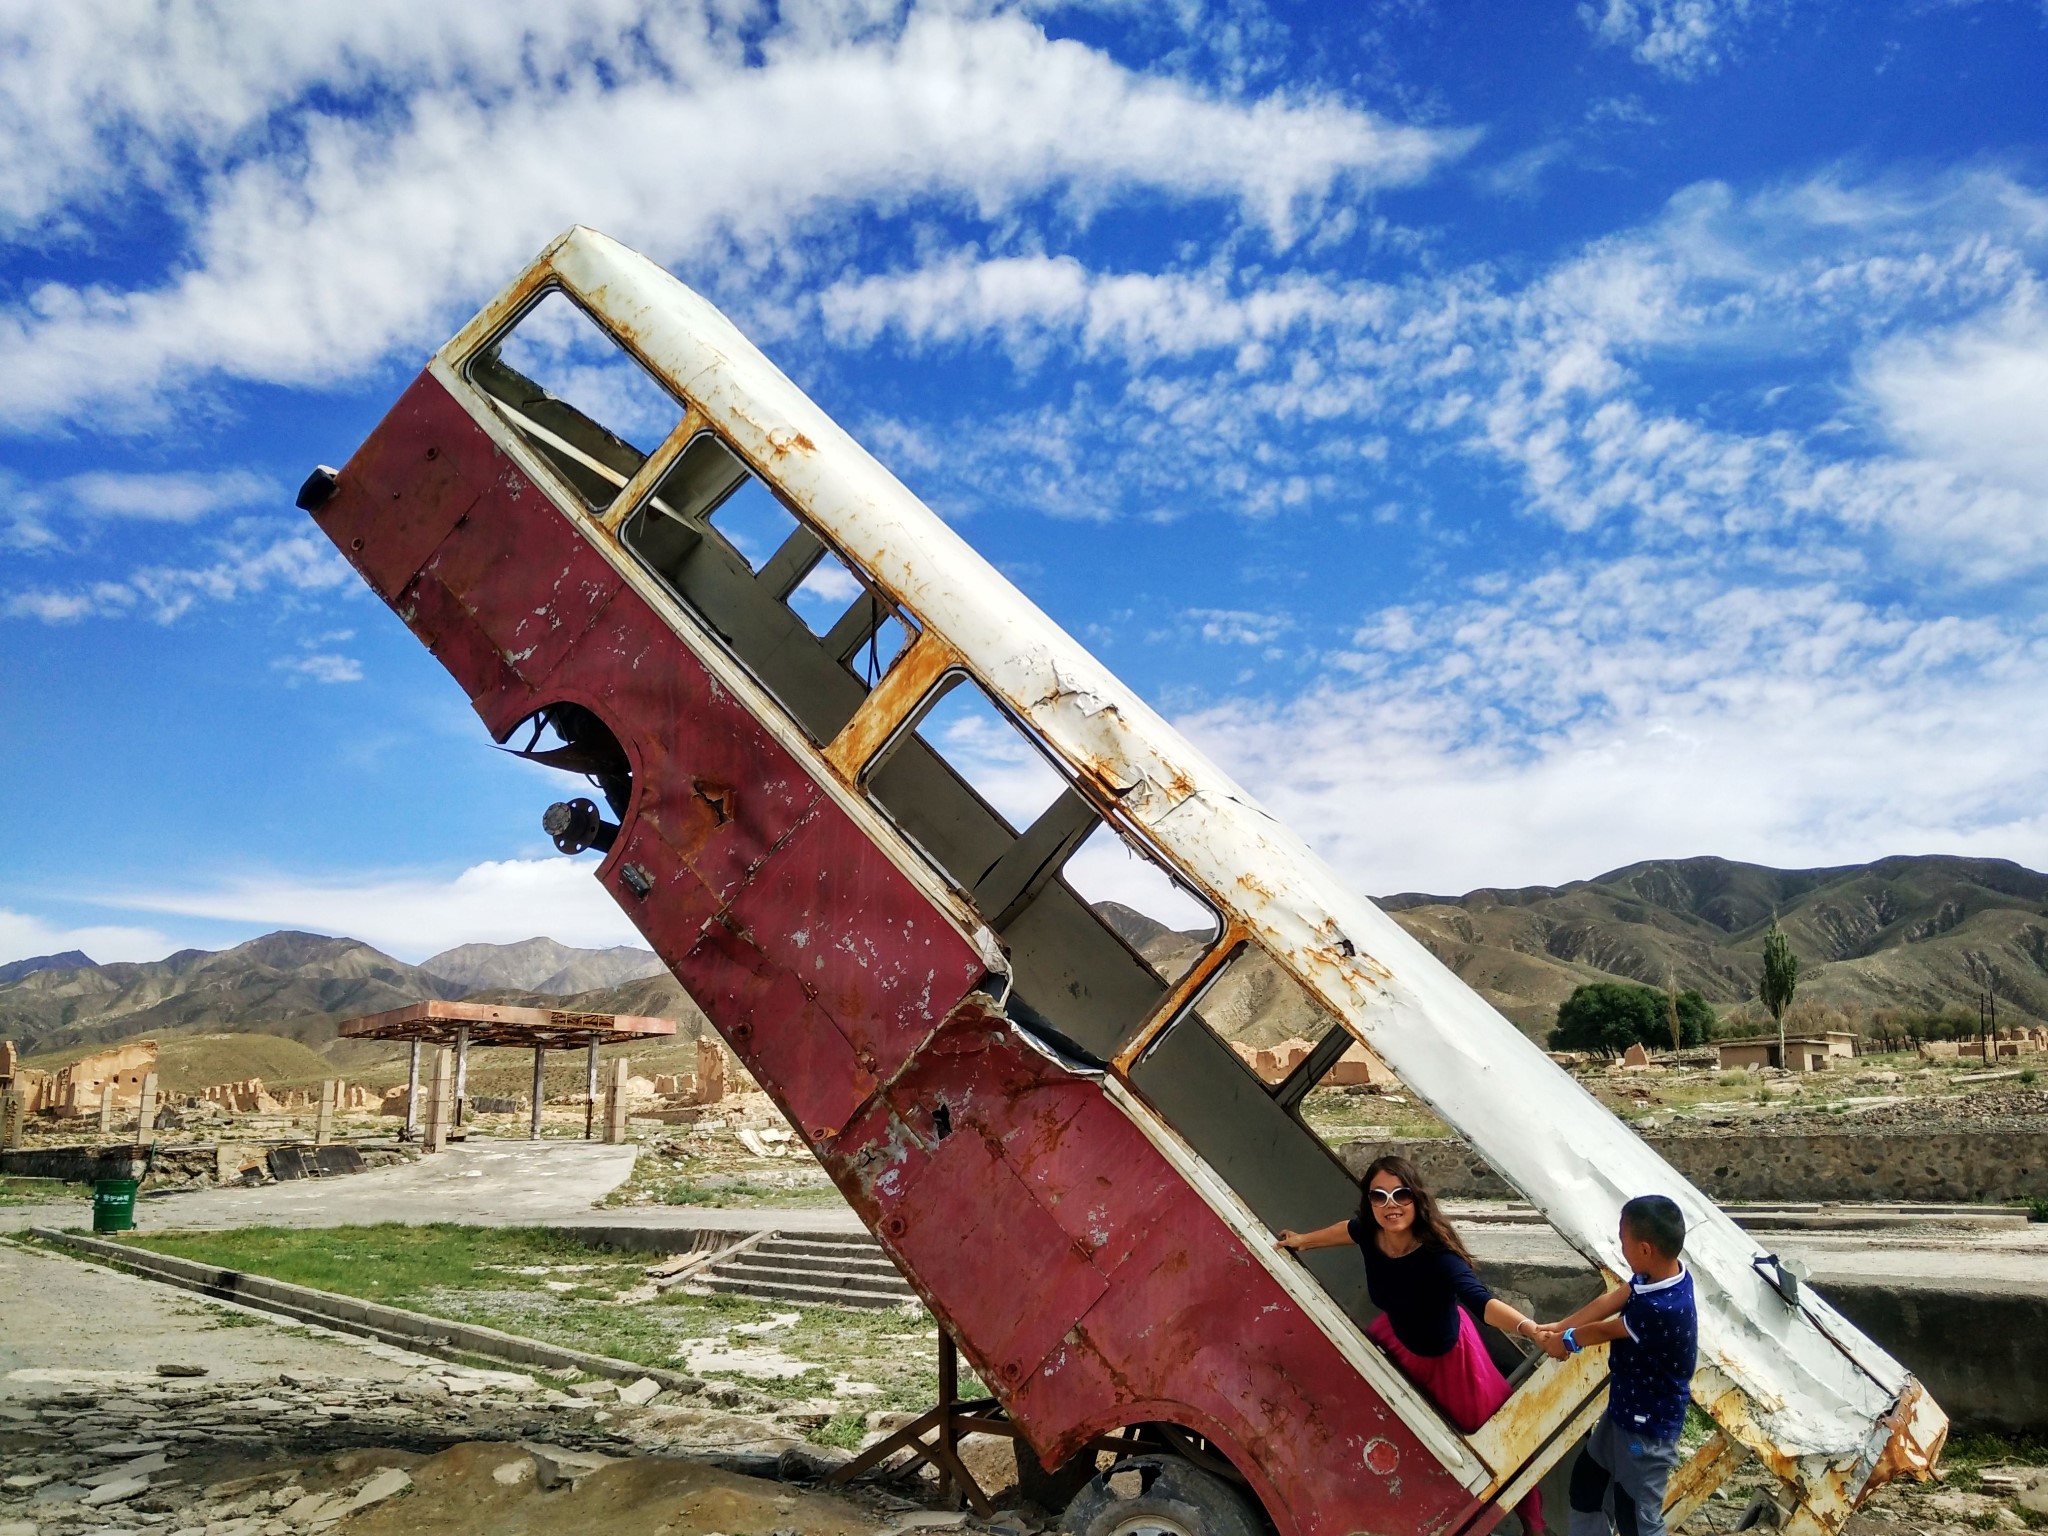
[1369,1308,1547,1534]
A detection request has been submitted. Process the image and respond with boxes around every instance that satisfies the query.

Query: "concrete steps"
[700,1232,917,1310]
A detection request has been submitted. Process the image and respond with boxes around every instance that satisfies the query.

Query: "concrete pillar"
[585,1038,600,1140]
[136,1073,159,1141]
[604,1058,630,1145]
[314,1078,336,1146]
[695,1036,725,1105]
[422,1048,453,1153]
[0,1087,25,1150]
[99,1081,117,1136]
[529,1047,546,1141]
[453,1027,470,1127]
[403,1039,422,1144]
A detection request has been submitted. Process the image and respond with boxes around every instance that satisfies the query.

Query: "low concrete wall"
[28,1228,708,1394]
[1341,1128,2048,1205]
[1,1145,151,1182]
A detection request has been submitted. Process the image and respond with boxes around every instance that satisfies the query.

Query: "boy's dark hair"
[1621,1194,1686,1259]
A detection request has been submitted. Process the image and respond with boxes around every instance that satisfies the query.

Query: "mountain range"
[417,938,667,996]
[1383,854,2048,1031]
[4,854,2042,1070]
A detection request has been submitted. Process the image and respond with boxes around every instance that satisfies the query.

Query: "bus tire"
[1063,1455,1266,1536]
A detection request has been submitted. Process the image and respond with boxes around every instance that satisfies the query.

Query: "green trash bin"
[93,1177,139,1233]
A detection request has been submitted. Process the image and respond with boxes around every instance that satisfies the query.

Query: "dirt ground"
[1297,1052,2048,1151]
[0,1240,1033,1536]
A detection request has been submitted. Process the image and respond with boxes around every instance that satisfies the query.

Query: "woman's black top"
[1347,1216,1494,1357]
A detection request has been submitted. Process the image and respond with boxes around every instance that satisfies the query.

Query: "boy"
[1537,1195,1698,1536]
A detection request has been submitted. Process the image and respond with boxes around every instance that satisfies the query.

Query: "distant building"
[1717,1032,1856,1073]
[22,1039,162,1115]
[1228,1036,1396,1088]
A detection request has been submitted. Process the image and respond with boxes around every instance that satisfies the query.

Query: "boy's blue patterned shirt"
[1608,1267,1697,1444]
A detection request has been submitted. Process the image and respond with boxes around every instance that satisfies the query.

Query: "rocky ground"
[0,1240,1037,1536]
[602,1092,843,1211]
[0,1361,1012,1536]
[1569,1056,2048,1140]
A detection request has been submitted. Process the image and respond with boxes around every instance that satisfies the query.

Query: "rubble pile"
[0,1359,1044,1536]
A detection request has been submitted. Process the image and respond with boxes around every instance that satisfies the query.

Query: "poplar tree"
[1760,917,1800,1069]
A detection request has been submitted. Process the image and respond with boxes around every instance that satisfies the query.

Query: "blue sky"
[1,0,2044,967]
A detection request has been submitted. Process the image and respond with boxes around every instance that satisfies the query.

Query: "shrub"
[1549,982,1714,1054]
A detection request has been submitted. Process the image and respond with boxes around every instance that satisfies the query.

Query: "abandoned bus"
[299,226,1945,1536]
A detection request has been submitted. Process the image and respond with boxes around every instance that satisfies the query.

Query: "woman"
[1279,1155,1548,1534]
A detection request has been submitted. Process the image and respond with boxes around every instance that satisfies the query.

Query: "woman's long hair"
[1357,1154,1471,1262]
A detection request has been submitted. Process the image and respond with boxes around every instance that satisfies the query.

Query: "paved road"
[1,1138,640,1235]
[6,1137,2046,1290]
[0,1238,429,1382]
[1465,1213,2048,1289]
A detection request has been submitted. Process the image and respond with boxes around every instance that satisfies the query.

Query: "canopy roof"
[339,1000,677,1049]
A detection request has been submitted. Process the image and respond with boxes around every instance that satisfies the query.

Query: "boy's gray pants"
[1567,1414,1682,1536]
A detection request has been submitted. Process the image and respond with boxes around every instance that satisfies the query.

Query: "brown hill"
[3,931,469,1060]
[1384,855,2048,1032]
[418,938,667,995]
[3,856,2041,1079]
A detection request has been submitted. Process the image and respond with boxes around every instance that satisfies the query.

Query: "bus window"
[1129,945,1376,1325]
[467,289,682,512]
[867,680,1220,1063]
[1062,821,1220,986]
[789,553,916,682]
[708,476,801,571]
[618,432,919,745]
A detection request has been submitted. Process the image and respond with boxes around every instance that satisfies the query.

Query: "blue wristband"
[1563,1327,1582,1354]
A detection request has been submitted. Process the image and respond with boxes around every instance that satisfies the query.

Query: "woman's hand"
[1276,1230,1304,1251]
[1532,1324,1570,1361]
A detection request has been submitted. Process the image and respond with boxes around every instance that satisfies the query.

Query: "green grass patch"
[1945,1434,2048,1470]
[112,1223,957,1434]
[608,1174,841,1209]
[1300,1087,1450,1144]
[118,1223,648,1305]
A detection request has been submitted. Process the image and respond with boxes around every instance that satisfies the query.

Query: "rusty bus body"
[301,227,1943,1536]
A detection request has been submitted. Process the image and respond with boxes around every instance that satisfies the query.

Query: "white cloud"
[0,5,1472,430]
[1178,607,1296,647]
[1578,0,1758,78]
[1,466,276,549]
[274,652,364,684]
[1178,560,2048,896]
[821,251,1390,363]
[0,908,172,968]
[62,469,274,522]
[824,167,2048,576]
[6,523,354,623]
[1858,284,2048,498]
[100,857,645,963]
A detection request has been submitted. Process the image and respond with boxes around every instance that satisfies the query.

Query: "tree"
[1665,976,1682,1052]
[1674,989,1716,1045]
[1759,917,1800,1069]
[1551,982,1716,1054]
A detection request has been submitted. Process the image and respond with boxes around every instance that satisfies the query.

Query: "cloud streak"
[6,522,355,623]
[821,168,2048,577]
[98,857,644,963]
[0,5,1471,431]
[1181,557,2048,895]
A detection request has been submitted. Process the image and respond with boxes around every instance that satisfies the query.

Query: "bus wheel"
[1062,1455,1266,1536]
